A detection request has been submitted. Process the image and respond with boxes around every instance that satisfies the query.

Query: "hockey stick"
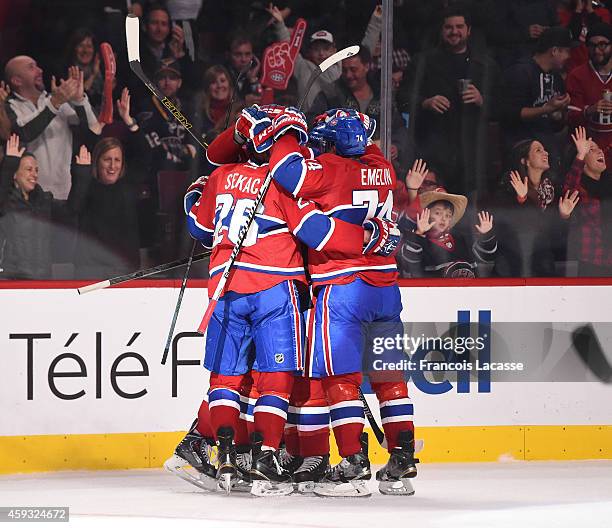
[77,250,212,294]
[158,55,255,364]
[125,15,208,150]
[161,241,197,364]
[358,388,385,445]
[196,46,360,335]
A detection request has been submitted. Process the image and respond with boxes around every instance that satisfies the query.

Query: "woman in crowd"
[73,136,140,279]
[0,134,90,279]
[64,28,104,110]
[197,65,243,140]
[563,126,612,276]
[494,138,580,277]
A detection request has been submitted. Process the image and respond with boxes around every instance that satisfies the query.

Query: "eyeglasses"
[587,41,611,50]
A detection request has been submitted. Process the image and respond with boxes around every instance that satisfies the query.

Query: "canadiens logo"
[275,353,284,364]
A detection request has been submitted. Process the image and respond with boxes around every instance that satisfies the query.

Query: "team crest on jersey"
[275,353,285,364]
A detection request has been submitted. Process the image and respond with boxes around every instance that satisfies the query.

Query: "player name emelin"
[361,167,392,186]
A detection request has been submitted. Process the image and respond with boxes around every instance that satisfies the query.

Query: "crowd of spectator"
[1,0,611,280]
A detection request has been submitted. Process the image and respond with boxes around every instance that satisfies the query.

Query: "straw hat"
[418,187,468,228]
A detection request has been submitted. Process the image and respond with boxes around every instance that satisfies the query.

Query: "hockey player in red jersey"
[175,105,398,496]
[269,107,418,497]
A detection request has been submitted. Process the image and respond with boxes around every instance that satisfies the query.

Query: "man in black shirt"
[397,7,500,195]
[500,26,578,174]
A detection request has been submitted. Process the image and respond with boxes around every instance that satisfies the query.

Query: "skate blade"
[220,473,233,495]
[379,478,415,496]
[163,454,217,492]
[250,480,293,497]
[313,481,371,498]
[295,481,315,494]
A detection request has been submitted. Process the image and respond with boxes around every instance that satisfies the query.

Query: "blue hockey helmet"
[311,116,368,156]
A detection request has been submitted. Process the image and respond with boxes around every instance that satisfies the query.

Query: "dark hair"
[21,151,36,162]
[228,33,253,52]
[427,199,454,213]
[508,138,538,181]
[65,28,96,66]
[92,137,125,182]
[355,46,372,65]
[441,6,472,28]
[144,3,171,24]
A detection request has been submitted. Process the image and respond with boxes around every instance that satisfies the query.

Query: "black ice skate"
[164,423,218,492]
[278,444,304,476]
[292,454,330,494]
[376,430,420,496]
[216,426,238,494]
[314,433,372,498]
[249,432,293,497]
[231,446,253,493]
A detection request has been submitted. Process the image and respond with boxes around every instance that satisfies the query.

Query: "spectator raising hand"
[266,3,285,25]
[75,144,91,165]
[572,126,592,160]
[406,158,429,191]
[415,207,436,236]
[475,211,494,235]
[558,190,580,219]
[116,87,137,130]
[6,133,25,158]
[509,170,529,200]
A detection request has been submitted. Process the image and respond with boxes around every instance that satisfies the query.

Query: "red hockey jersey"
[191,159,367,295]
[269,135,398,287]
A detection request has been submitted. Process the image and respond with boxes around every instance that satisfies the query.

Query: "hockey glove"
[272,106,308,144]
[259,103,286,119]
[183,175,209,215]
[363,218,401,257]
[235,105,275,153]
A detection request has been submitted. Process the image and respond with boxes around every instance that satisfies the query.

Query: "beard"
[592,53,612,68]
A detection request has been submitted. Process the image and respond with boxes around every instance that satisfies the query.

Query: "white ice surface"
[1,461,611,528]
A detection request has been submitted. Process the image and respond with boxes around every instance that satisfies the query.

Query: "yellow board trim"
[1,426,611,474]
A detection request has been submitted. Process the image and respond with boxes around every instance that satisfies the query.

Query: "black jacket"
[0,156,90,279]
[72,176,141,280]
[500,57,566,147]
[397,45,500,193]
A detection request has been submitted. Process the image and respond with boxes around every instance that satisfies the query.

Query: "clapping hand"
[558,190,580,218]
[509,170,528,200]
[75,144,91,165]
[50,75,78,108]
[68,65,85,102]
[475,211,494,235]
[0,81,10,103]
[6,133,25,158]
